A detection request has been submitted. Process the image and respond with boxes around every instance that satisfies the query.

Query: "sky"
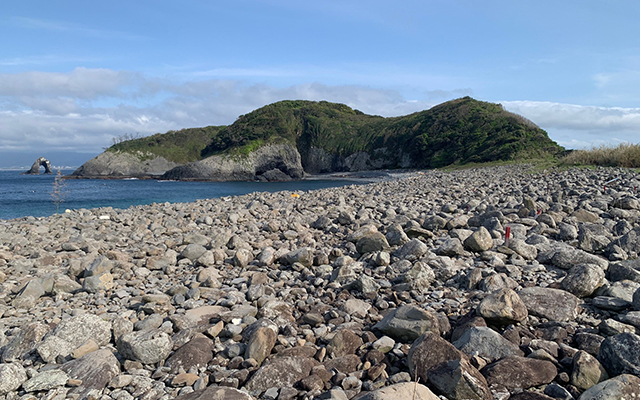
[1,0,640,168]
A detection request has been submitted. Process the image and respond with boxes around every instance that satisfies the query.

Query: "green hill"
[86,97,563,180]
[199,97,562,169]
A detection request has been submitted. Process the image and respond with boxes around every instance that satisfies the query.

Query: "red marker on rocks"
[505,226,511,247]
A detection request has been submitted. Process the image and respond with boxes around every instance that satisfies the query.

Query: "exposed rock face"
[25,157,53,174]
[71,151,178,177]
[161,144,304,181]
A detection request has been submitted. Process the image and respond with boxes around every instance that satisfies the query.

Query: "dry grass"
[561,143,640,168]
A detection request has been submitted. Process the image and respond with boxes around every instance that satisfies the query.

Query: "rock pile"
[1,164,640,400]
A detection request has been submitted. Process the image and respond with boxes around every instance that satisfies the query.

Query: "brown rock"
[481,356,557,390]
[327,330,363,358]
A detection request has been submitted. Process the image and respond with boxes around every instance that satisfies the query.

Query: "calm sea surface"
[0,170,362,221]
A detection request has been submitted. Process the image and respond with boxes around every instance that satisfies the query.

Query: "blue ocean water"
[0,170,362,221]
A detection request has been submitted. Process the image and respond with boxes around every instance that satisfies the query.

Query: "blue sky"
[1,0,639,168]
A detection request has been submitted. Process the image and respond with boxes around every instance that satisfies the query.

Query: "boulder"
[327,330,363,358]
[571,350,608,391]
[244,356,319,395]
[394,239,429,260]
[174,386,255,400]
[352,382,439,400]
[60,349,120,400]
[476,288,528,324]
[577,374,640,400]
[597,332,640,376]
[117,329,173,364]
[453,327,523,362]
[22,369,69,392]
[0,363,27,395]
[37,314,111,363]
[165,334,214,374]
[408,331,467,383]
[1,322,49,362]
[481,356,557,390]
[428,358,492,400]
[373,305,440,342]
[463,227,493,252]
[561,264,606,297]
[518,286,581,322]
[245,327,277,366]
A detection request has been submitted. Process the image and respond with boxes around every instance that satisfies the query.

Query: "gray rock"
[597,332,640,376]
[180,244,207,261]
[427,358,492,400]
[282,247,314,267]
[634,286,640,311]
[394,239,429,261]
[0,363,27,395]
[604,279,640,302]
[356,232,390,254]
[165,334,213,374]
[408,331,467,383]
[117,329,173,364]
[551,248,608,270]
[174,386,255,400]
[352,382,439,400]
[37,314,111,363]
[60,349,123,400]
[463,227,493,252]
[435,237,464,256]
[373,305,440,342]
[401,261,435,292]
[22,369,69,392]
[82,272,114,293]
[577,374,640,400]
[453,326,523,362]
[518,286,581,322]
[244,356,319,395]
[385,224,410,246]
[1,322,49,362]
[608,260,640,283]
[561,264,606,297]
[509,239,537,260]
[476,288,528,324]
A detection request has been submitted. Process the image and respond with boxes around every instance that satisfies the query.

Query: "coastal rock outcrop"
[25,157,52,174]
[161,143,304,181]
[71,151,178,178]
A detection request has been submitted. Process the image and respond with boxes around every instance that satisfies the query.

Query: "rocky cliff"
[161,144,304,181]
[70,152,179,178]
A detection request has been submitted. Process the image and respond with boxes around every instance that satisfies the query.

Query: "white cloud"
[3,67,638,156]
[502,100,640,148]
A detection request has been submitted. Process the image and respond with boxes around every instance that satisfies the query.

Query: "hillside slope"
[72,97,563,180]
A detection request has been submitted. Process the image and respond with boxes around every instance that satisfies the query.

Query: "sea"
[0,169,363,221]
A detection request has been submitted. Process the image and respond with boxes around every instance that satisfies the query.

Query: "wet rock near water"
[1,164,640,399]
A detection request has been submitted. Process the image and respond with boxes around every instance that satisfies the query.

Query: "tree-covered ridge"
[107,97,564,169]
[106,125,225,163]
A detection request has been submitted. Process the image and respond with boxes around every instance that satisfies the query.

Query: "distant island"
[70,97,564,181]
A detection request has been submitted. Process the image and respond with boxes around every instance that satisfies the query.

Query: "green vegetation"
[106,97,564,170]
[561,143,640,168]
[107,125,225,163]
[202,97,563,167]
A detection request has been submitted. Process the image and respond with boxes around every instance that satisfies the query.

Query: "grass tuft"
[561,143,640,168]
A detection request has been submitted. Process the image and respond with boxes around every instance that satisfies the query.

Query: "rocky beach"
[1,164,640,400]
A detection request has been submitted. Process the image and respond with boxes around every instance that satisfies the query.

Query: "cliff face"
[71,152,179,178]
[72,97,564,181]
[161,144,304,181]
